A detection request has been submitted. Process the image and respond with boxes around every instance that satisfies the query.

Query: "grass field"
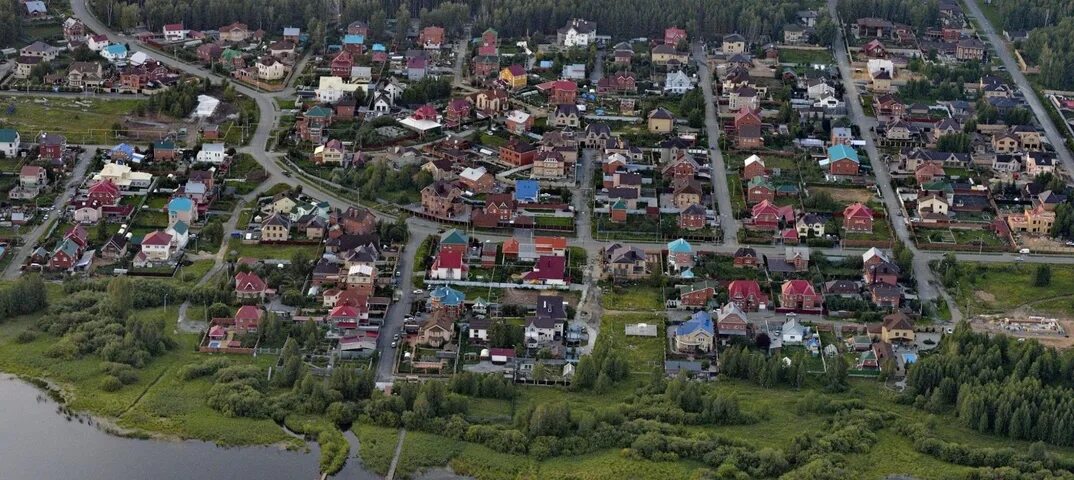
[353,424,398,475]
[0,98,148,145]
[226,238,323,260]
[778,48,835,65]
[601,285,666,311]
[950,262,1074,314]
[598,312,666,372]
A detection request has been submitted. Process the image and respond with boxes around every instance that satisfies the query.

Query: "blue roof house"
[430,285,465,308]
[675,311,715,353]
[167,197,197,227]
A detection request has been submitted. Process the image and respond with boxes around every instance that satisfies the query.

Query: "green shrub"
[99,375,123,392]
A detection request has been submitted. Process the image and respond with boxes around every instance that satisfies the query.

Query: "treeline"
[1023,18,1074,90]
[342,0,812,44]
[837,0,941,32]
[0,275,47,320]
[988,0,1074,31]
[906,323,1074,447]
[398,78,452,106]
[0,0,22,48]
[96,0,331,35]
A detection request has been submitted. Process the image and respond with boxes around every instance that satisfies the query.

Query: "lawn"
[479,133,508,148]
[950,262,1074,314]
[533,216,573,228]
[0,97,148,145]
[601,285,665,311]
[226,238,323,260]
[597,313,666,372]
[778,48,835,65]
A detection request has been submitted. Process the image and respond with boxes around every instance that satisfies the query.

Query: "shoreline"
[0,372,306,451]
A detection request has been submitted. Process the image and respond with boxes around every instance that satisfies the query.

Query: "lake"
[0,374,379,480]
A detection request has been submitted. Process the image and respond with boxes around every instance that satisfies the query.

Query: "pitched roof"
[235,271,267,292]
[883,312,913,331]
[676,311,714,336]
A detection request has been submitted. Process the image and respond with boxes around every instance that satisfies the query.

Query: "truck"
[1019,248,1031,255]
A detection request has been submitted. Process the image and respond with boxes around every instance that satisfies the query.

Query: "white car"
[412,289,424,295]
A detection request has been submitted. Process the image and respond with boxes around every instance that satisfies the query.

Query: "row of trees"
[988,0,1074,31]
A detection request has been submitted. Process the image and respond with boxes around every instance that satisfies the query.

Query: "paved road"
[1,148,93,279]
[375,231,423,382]
[826,0,951,318]
[963,0,1074,179]
[590,50,605,83]
[693,44,739,246]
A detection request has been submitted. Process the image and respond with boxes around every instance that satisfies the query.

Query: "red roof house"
[843,203,874,233]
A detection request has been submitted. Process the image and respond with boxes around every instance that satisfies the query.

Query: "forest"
[905,322,1074,447]
[0,0,22,47]
[986,0,1074,32]
[111,0,817,45]
[837,0,941,32]
[1022,17,1074,90]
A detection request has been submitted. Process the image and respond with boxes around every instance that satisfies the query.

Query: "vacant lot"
[598,312,666,371]
[0,98,149,145]
[953,262,1074,315]
[601,285,665,311]
[811,186,875,204]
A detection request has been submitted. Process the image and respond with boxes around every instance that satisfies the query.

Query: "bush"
[179,358,232,380]
[99,375,123,392]
[15,330,39,343]
[101,362,139,384]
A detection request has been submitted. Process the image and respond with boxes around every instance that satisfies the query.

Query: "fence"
[424,279,582,291]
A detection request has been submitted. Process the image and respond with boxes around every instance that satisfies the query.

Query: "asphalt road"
[375,231,423,382]
[1,148,93,279]
[693,44,739,245]
[826,0,946,309]
[962,0,1074,178]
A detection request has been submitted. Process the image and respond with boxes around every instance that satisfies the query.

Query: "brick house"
[825,144,860,176]
[499,138,537,166]
[679,203,707,230]
[421,180,462,218]
[727,280,768,311]
[780,280,822,311]
[842,203,874,233]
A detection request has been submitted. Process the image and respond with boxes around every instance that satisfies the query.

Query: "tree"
[393,3,410,46]
[201,220,223,247]
[1034,264,1052,287]
[207,302,232,319]
[825,356,849,392]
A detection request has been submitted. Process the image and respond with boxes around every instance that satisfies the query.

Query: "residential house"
[218,22,250,42]
[499,138,537,167]
[675,311,715,353]
[421,180,462,218]
[780,280,822,311]
[521,255,567,285]
[796,213,825,238]
[139,230,174,263]
[505,110,534,134]
[552,104,581,128]
[733,247,760,268]
[557,18,597,47]
[260,213,291,241]
[727,280,768,311]
[824,144,860,176]
[664,69,692,94]
[647,108,674,133]
[666,238,694,274]
[751,200,794,231]
[234,272,269,300]
[728,86,759,112]
[417,310,455,348]
[881,312,915,343]
[313,140,346,165]
[678,282,717,308]
[842,203,874,233]
[604,244,649,280]
[499,64,527,89]
[746,176,774,204]
[722,33,746,53]
[0,128,20,157]
[716,302,750,337]
[679,203,708,230]
[420,26,445,49]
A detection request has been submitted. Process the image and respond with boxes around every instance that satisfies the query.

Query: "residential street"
[375,230,423,383]
[1,147,93,280]
[962,0,1074,178]
[693,43,739,246]
[826,0,958,320]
